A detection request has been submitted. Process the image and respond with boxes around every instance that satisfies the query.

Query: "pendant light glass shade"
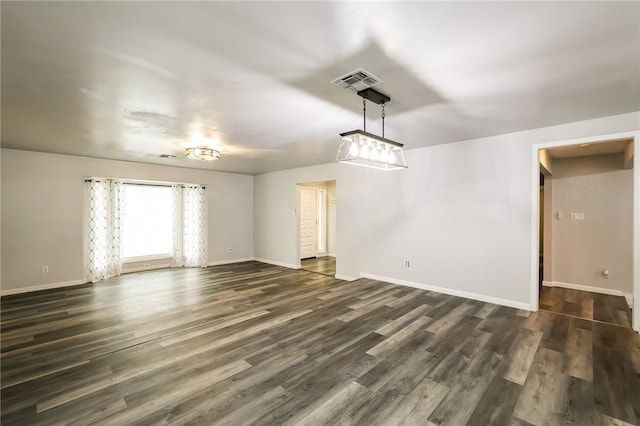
[336,130,407,170]
[185,146,220,161]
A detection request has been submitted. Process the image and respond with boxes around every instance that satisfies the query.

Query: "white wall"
[549,154,633,299]
[254,112,640,311]
[253,163,368,276]
[1,149,253,293]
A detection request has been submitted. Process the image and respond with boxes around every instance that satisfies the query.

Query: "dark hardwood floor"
[2,261,639,425]
[540,286,633,328]
[301,256,336,277]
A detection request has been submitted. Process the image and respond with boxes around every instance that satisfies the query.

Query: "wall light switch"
[555,212,562,220]
[570,212,584,221]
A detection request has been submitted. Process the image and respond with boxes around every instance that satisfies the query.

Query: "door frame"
[317,188,327,255]
[529,130,639,332]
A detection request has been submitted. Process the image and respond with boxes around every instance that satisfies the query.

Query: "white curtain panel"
[182,185,208,267]
[171,184,184,267]
[86,179,124,282]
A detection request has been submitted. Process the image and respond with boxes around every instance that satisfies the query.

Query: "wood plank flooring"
[540,286,632,328]
[2,261,639,425]
[301,256,336,277]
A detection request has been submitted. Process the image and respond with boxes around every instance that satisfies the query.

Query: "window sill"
[122,254,172,264]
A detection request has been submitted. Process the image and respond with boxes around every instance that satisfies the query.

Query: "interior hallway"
[539,286,632,328]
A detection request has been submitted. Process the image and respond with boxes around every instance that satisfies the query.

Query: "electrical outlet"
[404,261,410,268]
[42,266,49,274]
[228,247,233,252]
[570,212,584,221]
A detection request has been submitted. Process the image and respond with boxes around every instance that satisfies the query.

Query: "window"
[86,178,207,283]
[121,184,173,259]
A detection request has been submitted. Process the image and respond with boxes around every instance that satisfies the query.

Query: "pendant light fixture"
[336,88,407,170]
[185,146,220,161]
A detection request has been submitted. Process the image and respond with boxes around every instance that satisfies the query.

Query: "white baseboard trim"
[543,281,633,307]
[254,258,300,270]
[360,273,533,311]
[335,274,358,281]
[1,279,88,297]
[323,253,337,258]
[207,258,255,267]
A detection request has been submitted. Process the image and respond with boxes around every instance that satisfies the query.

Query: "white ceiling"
[2,2,639,175]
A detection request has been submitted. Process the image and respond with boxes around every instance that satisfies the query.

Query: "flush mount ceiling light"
[336,88,407,170]
[185,146,220,161]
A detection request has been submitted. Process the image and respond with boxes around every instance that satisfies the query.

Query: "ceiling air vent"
[331,68,381,92]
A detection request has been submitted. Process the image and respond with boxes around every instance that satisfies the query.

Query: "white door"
[299,187,318,259]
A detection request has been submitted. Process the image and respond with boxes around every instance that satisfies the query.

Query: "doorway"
[532,134,638,331]
[299,186,317,260]
[297,180,337,277]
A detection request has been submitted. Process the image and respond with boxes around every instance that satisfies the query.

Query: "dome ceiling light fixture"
[185,146,221,161]
[336,87,407,170]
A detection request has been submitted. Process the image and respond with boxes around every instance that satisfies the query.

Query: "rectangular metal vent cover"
[331,68,381,91]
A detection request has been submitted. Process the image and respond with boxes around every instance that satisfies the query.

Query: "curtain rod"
[84,179,206,189]
[124,182,173,188]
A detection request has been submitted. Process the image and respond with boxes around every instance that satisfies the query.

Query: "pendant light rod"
[358,88,390,135]
[382,103,385,138]
[363,98,366,132]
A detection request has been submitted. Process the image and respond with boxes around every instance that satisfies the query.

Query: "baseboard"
[323,253,337,258]
[360,273,533,311]
[1,279,88,297]
[544,280,633,307]
[335,274,358,281]
[208,258,255,267]
[254,258,300,270]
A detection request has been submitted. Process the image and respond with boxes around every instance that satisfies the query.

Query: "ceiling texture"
[2,2,639,175]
